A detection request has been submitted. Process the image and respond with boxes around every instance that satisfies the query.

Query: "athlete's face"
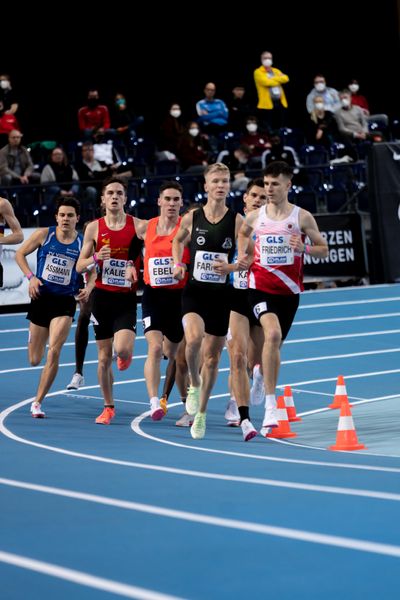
[55,206,79,231]
[243,185,267,213]
[204,171,230,201]
[263,174,291,205]
[102,182,127,211]
[158,189,183,217]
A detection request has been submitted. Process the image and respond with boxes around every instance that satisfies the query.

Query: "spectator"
[240,116,271,156]
[0,74,18,116]
[348,79,370,115]
[0,130,39,187]
[40,147,80,205]
[228,85,254,133]
[254,51,289,132]
[157,103,185,158]
[78,89,112,140]
[306,75,341,114]
[307,95,340,149]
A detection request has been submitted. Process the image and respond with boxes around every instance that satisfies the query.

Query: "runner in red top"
[77,177,147,425]
[238,162,328,436]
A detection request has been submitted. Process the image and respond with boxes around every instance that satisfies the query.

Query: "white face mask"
[170,109,181,118]
[262,58,273,68]
[341,98,351,107]
[315,102,324,111]
[349,84,359,93]
[315,83,325,92]
[246,123,258,133]
[189,128,199,137]
[0,80,10,90]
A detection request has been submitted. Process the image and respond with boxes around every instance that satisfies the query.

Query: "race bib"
[102,258,130,288]
[259,234,294,266]
[233,269,248,289]
[148,256,178,287]
[42,253,74,286]
[193,251,228,283]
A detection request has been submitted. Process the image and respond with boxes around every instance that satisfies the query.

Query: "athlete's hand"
[96,245,111,261]
[75,288,89,302]
[213,259,230,275]
[173,265,186,281]
[125,265,138,283]
[29,276,42,300]
[236,253,250,270]
[289,234,303,252]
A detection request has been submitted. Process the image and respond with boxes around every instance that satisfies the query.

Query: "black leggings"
[75,291,94,375]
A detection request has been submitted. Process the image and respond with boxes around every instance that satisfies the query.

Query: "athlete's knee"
[264,327,282,347]
[230,348,247,371]
[148,341,163,360]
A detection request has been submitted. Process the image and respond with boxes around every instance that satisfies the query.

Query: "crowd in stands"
[0,55,395,228]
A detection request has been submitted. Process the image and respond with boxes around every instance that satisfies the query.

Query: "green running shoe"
[190,412,206,439]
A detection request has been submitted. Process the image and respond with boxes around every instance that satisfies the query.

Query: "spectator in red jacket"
[78,89,113,140]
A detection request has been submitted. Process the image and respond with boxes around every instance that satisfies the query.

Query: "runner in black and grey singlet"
[172,163,248,440]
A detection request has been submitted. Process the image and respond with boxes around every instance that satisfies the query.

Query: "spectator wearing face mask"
[78,89,112,140]
[254,51,289,132]
[157,103,186,158]
[111,92,144,148]
[177,121,210,172]
[334,90,369,144]
[347,79,370,116]
[0,74,18,116]
[240,116,271,156]
[307,95,339,149]
[306,75,341,114]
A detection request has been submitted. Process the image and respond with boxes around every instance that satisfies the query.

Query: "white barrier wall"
[0,229,38,306]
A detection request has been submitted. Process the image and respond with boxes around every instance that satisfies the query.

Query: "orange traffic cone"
[329,375,352,409]
[265,396,297,439]
[328,401,366,451]
[284,385,302,422]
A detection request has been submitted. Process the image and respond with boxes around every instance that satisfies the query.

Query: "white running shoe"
[260,407,279,436]
[66,373,85,390]
[241,418,258,442]
[175,412,193,427]
[30,401,45,418]
[224,398,240,426]
[250,364,265,406]
[150,397,164,421]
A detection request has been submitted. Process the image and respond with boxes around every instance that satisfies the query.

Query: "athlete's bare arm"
[172,211,193,280]
[15,228,48,299]
[76,221,102,273]
[296,209,328,258]
[0,197,24,245]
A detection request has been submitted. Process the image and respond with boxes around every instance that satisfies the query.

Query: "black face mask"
[87,98,99,109]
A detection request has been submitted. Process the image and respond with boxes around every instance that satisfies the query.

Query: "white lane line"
[285,329,400,344]
[294,312,400,325]
[0,550,184,600]
[2,312,399,335]
[1,392,400,474]
[300,297,400,309]
[1,479,400,558]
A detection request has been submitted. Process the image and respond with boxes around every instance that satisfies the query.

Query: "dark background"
[4,2,400,143]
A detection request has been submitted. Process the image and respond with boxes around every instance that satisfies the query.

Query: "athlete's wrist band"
[26,271,34,280]
[126,260,134,267]
[93,253,98,264]
[304,244,311,255]
[174,262,186,269]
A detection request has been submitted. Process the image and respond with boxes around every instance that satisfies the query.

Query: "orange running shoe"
[160,394,168,415]
[95,406,115,425]
[117,355,132,371]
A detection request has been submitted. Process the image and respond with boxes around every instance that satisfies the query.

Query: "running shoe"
[150,398,164,421]
[30,401,45,418]
[160,394,168,415]
[240,418,258,442]
[117,355,132,371]
[186,377,202,416]
[66,373,85,390]
[95,406,115,425]
[260,407,279,436]
[175,412,193,427]
[250,364,265,406]
[190,412,206,439]
[224,398,240,426]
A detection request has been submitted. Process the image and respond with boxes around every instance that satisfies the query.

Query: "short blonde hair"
[204,162,230,178]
